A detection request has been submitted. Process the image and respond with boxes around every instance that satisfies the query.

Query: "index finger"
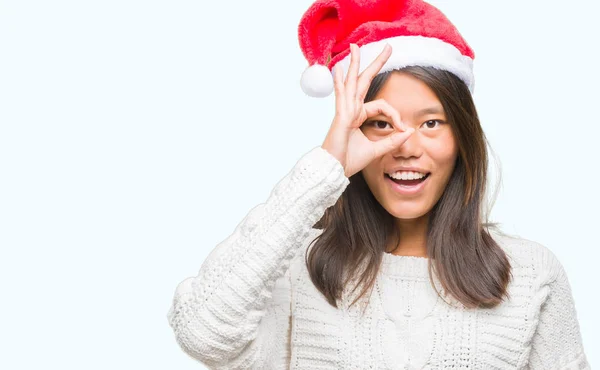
[364,99,406,132]
[356,44,392,101]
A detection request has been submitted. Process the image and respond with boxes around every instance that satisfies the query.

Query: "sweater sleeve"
[166,146,349,369]
[525,250,590,370]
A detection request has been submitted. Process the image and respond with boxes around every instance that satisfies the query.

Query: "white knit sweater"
[167,146,590,370]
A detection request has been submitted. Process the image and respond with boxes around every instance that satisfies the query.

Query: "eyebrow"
[367,105,446,122]
[414,106,445,117]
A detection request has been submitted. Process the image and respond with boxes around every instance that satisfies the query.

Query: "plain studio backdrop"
[0,0,598,368]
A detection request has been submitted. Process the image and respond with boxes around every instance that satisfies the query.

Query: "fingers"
[356,44,392,101]
[363,99,406,131]
[339,43,392,101]
[333,64,345,112]
[364,97,414,159]
[372,128,415,158]
[344,44,360,98]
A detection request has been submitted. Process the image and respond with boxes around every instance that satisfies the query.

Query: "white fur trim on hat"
[335,35,475,93]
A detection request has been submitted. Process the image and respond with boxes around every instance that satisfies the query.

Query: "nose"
[391,128,422,159]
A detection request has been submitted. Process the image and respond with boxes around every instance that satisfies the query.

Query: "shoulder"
[488,227,564,285]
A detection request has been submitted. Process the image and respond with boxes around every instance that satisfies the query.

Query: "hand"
[321,43,415,178]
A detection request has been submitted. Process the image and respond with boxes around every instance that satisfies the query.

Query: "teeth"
[387,171,427,180]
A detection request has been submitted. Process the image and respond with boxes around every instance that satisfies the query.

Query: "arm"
[525,250,590,370]
[166,146,349,369]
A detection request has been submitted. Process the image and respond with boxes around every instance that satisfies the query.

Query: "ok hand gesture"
[321,44,415,178]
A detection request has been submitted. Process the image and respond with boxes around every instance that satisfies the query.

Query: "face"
[360,71,459,220]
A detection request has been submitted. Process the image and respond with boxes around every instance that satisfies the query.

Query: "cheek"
[430,131,458,177]
[360,162,381,187]
[360,162,389,203]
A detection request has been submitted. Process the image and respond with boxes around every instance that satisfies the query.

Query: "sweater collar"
[380,253,430,279]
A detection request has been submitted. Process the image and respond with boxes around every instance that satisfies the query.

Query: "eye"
[364,120,392,130]
[421,119,444,129]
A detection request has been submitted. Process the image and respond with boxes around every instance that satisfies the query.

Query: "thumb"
[373,128,415,157]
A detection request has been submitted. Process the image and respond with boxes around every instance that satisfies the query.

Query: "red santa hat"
[298,0,475,97]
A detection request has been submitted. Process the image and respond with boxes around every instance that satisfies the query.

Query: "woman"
[167,0,589,368]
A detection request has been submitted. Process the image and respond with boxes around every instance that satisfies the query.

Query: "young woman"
[167,0,589,368]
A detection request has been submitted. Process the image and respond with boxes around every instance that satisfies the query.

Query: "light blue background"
[0,0,597,368]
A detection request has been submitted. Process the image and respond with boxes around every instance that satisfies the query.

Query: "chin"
[362,171,440,220]
[383,202,431,220]
[378,180,434,220]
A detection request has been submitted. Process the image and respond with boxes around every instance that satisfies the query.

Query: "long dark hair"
[306,65,512,311]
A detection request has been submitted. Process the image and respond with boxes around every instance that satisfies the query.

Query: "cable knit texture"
[167,146,590,370]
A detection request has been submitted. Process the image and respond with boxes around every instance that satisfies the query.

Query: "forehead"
[374,71,443,114]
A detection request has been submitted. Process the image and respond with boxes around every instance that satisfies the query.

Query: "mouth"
[384,172,431,195]
[384,172,431,185]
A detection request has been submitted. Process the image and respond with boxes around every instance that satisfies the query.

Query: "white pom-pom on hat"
[300,64,334,98]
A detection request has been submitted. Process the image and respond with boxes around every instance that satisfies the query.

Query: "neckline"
[380,252,430,278]
[379,227,506,278]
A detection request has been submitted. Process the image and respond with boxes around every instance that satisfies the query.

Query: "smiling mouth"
[384,173,431,186]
